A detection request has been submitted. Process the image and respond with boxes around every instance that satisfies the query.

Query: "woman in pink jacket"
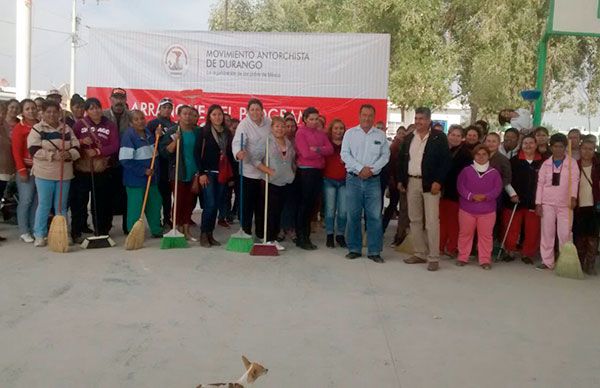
[456,144,503,269]
[294,107,333,250]
[535,133,579,270]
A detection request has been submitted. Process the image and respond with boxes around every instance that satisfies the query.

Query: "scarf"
[474,161,489,173]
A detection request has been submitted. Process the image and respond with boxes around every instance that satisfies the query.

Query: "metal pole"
[224,0,229,30]
[15,0,32,100]
[533,33,549,127]
[69,0,78,97]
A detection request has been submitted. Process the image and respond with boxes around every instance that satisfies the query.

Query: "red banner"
[87,87,387,128]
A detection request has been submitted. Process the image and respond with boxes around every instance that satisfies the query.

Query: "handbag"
[217,152,233,184]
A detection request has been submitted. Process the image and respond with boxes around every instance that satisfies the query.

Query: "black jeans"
[264,183,288,242]
[295,168,323,243]
[241,177,264,238]
[71,170,113,238]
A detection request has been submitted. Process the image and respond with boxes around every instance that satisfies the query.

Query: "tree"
[209,0,600,121]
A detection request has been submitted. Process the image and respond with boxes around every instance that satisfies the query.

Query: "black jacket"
[504,150,543,210]
[442,143,472,201]
[194,125,234,176]
[397,129,451,192]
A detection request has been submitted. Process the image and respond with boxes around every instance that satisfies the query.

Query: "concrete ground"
[0,216,599,388]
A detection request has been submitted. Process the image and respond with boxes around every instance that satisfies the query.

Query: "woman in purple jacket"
[456,144,503,269]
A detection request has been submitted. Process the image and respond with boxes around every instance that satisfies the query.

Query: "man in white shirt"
[341,105,390,263]
[398,107,451,271]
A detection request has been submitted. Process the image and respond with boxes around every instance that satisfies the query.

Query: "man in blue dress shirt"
[341,104,390,263]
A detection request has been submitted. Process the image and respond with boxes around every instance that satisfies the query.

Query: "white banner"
[552,0,600,35]
[79,29,390,99]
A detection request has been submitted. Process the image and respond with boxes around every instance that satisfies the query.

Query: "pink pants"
[540,205,571,268]
[458,210,495,265]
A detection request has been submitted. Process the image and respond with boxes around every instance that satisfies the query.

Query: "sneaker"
[273,240,285,251]
[34,237,46,247]
[20,233,34,243]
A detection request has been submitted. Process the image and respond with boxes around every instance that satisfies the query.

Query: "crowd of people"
[0,89,598,275]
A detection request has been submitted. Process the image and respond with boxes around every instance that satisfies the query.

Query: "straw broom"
[125,127,161,250]
[48,126,69,253]
[161,128,189,249]
[555,139,584,279]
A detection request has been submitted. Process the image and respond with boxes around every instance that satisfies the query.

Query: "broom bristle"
[48,215,69,253]
[249,243,279,256]
[556,242,585,279]
[226,230,254,253]
[160,229,188,249]
[125,220,145,250]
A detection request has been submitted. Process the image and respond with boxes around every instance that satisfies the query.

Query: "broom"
[125,127,161,250]
[48,126,69,253]
[226,133,254,252]
[250,135,278,256]
[555,139,584,279]
[161,128,188,249]
[81,155,116,249]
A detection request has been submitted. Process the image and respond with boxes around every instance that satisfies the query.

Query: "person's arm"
[67,126,81,161]
[571,159,580,201]
[435,135,452,186]
[318,133,334,157]
[456,167,472,201]
[484,171,504,201]
[159,128,175,158]
[535,162,547,205]
[27,127,53,162]
[371,137,391,175]
[340,132,363,173]
[194,130,206,176]
[11,125,29,178]
[97,122,119,157]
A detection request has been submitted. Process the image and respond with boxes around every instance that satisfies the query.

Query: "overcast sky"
[0,0,220,89]
[0,0,598,131]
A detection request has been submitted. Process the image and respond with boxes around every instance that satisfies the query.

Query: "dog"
[196,356,268,388]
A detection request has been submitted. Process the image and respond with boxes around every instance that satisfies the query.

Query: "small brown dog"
[196,356,268,388]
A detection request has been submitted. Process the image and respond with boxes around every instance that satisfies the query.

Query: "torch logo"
[163,44,189,78]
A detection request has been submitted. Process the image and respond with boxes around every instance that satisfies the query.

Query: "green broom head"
[125,219,145,251]
[160,229,188,249]
[556,242,585,280]
[226,229,254,253]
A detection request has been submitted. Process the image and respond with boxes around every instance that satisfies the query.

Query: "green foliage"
[209,0,600,117]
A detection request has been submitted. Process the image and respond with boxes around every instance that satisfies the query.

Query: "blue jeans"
[323,178,347,235]
[200,172,226,233]
[346,174,383,255]
[34,178,71,238]
[16,175,37,235]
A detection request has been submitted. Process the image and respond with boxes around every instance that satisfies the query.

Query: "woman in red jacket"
[11,99,39,243]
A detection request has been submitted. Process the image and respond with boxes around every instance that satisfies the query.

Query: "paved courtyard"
[0,217,599,387]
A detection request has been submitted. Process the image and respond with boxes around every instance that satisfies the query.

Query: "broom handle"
[568,139,573,239]
[172,128,181,229]
[89,158,100,237]
[263,136,269,244]
[239,134,244,227]
[58,126,65,214]
[139,128,161,219]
